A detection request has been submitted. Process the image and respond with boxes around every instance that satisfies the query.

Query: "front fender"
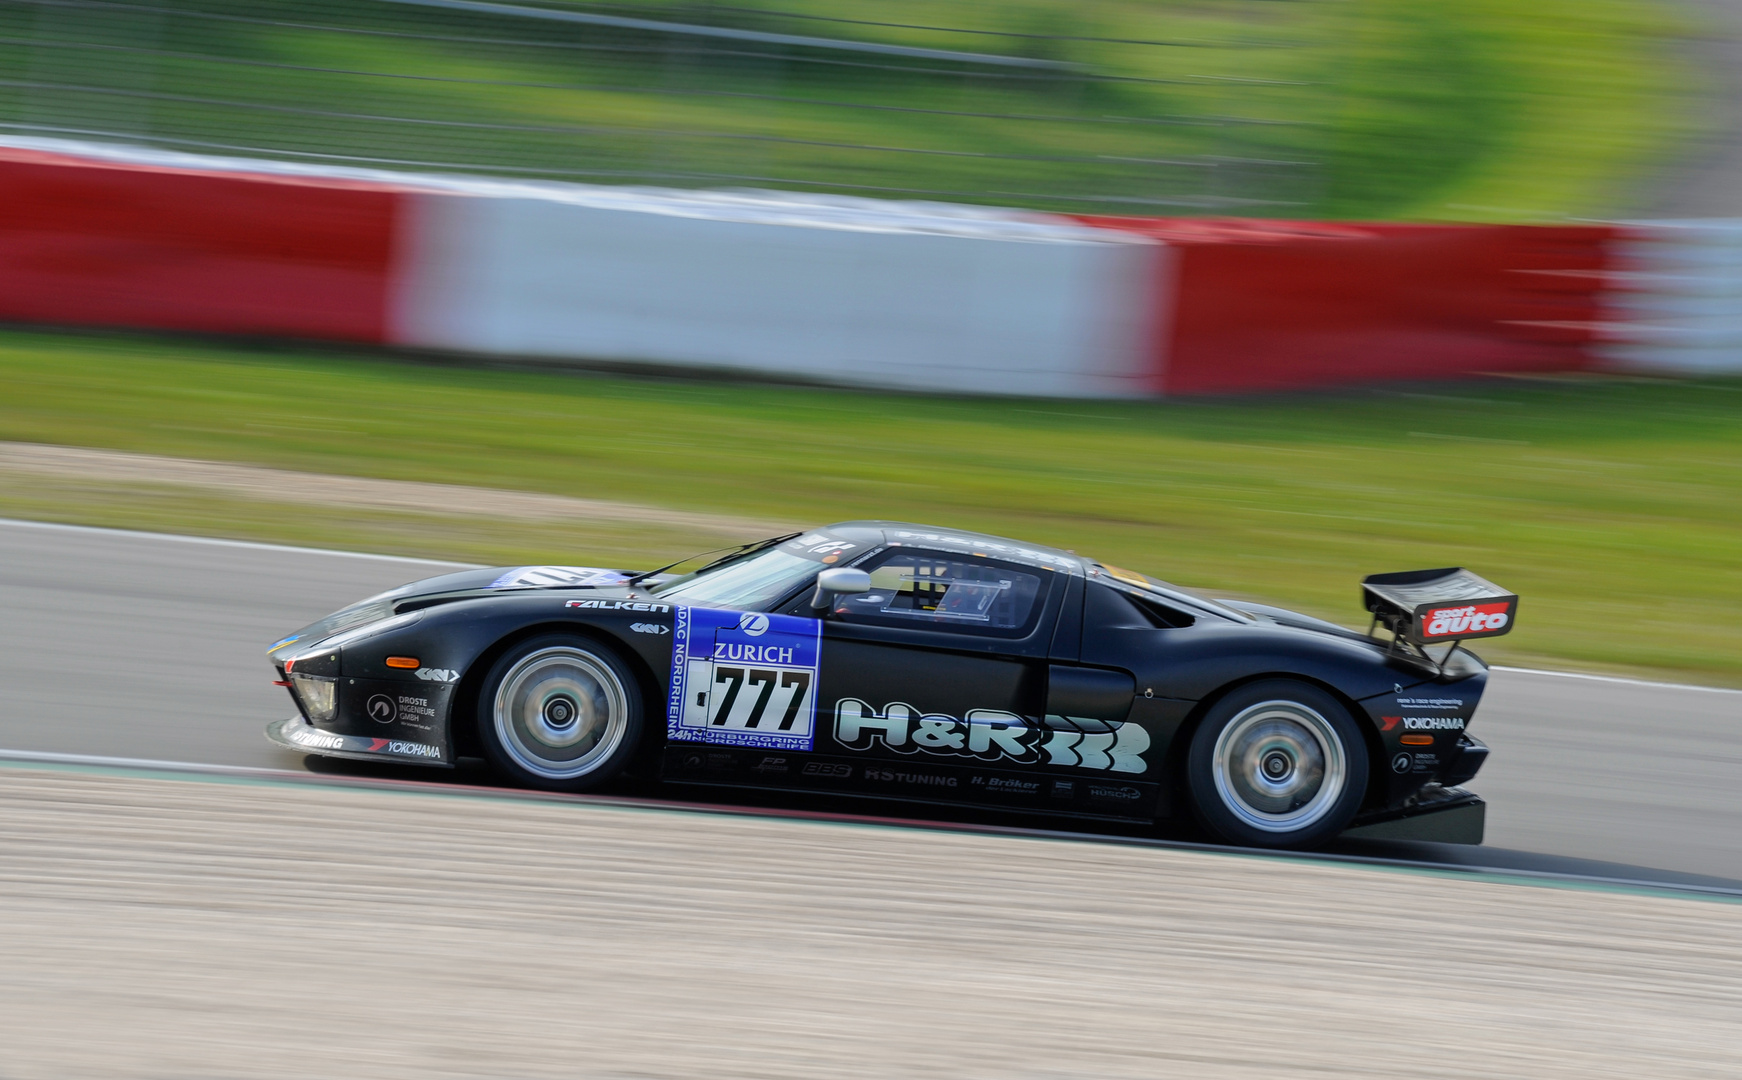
[290,594,682,761]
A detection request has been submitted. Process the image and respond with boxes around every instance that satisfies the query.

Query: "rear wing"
[1362,567,1517,663]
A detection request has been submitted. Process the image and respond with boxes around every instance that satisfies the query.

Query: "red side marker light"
[273,680,292,687]
[385,656,420,669]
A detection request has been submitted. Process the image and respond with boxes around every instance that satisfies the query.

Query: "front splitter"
[1342,788,1485,845]
[266,717,451,768]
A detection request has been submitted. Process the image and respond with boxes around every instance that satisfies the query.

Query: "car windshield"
[649,547,824,610]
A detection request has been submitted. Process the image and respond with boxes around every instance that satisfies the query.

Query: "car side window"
[834,549,1045,636]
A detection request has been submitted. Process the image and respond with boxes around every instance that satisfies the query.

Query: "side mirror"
[810,567,872,611]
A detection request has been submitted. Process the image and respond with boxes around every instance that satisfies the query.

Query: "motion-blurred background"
[0,0,1711,216]
[0,0,1736,685]
[2,8,1741,1077]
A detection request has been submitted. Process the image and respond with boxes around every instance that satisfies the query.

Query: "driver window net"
[842,557,1042,630]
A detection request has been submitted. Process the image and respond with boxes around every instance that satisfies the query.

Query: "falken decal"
[565,600,671,612]
[833,699,1149,774]
[667,608,822,753]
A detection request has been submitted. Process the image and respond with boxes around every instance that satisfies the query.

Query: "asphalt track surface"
[2,516,1740,890]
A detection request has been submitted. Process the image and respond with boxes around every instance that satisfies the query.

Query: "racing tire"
[1184,679,1369,849]
[478,634,644,793]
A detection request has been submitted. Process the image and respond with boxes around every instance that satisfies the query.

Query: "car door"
[784,546,1081,810]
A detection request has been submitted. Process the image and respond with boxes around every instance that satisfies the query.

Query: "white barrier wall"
[0,135,1165,398]
[393,187,1164,398]
[4,134,1696,396]
[1603,221,1742,373]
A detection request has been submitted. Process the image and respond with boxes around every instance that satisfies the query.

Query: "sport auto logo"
[1421,602,1509,638]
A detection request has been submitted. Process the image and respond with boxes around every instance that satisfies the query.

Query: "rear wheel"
[1185,679,1368,848]
[478,635,643,792]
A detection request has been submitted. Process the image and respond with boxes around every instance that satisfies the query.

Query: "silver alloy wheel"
[1210,699,1348,833]
[492,645,629,781]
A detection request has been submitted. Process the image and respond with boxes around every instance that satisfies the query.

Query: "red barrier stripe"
[0,147,400,342]
[1073,216,1616,395]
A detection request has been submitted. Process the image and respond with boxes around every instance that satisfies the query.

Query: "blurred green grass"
[0,0,1693,219]
[1,329,1738,683]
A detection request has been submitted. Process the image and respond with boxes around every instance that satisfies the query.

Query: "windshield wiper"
[623,532,800,588]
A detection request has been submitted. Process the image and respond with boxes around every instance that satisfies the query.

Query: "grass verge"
[2,328,1738,684]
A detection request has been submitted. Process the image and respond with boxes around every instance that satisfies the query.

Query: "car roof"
[813,521,1248,622]
[818,520,1085,574]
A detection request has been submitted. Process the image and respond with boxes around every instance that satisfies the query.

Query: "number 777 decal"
[668,608,822,752]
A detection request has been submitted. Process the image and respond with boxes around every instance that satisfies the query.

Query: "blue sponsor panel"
[667,608,822,752]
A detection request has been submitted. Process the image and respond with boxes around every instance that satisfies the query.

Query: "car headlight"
[289,674,338,722]
[317,609,425,650]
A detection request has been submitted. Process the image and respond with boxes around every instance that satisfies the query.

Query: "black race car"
[265,523,1514,848]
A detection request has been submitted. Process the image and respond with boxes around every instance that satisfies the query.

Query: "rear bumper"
[266,717,451,767]
[1439,734,1489,788]
[1341,786,1485,845]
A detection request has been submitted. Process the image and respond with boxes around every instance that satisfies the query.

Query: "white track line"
[0,747,295,776]
[4,745,1739,900]
[4,517,1736,695]
[1492,666,1741,695]
[0,516,477,567]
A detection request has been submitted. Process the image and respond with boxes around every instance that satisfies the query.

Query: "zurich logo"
[737,612,769,637]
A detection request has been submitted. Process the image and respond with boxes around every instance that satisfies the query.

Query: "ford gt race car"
[265,523,1514,849]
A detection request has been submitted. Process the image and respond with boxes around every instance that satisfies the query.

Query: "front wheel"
[1185,679,1369,849]
[478,635,644,792]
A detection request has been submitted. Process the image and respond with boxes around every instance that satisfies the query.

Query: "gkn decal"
[834,699,1149,773]
[414,668,459,682]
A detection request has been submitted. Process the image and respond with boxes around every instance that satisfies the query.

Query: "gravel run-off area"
[0,765,1738,1079]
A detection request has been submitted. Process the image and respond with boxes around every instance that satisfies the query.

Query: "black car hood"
[269,564,639,655]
